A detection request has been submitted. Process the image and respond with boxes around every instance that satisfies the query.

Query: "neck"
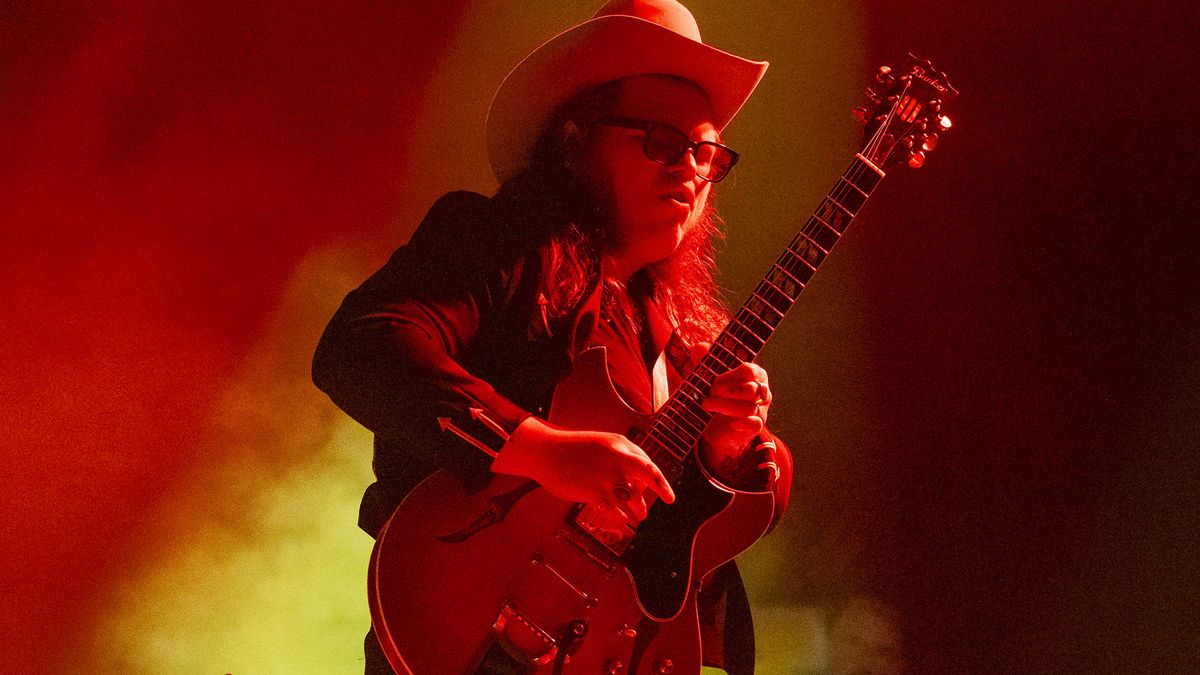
[602,252,643,284]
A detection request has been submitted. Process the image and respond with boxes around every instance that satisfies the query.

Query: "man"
[314,1,792,672]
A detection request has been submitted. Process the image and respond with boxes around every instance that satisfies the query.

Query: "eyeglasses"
[598,117,739,183]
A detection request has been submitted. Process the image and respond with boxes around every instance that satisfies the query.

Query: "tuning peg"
[875,65,894,83]
[929,100,943,113]
[907,151,926,169]
[852,106,868,123]
[938,115,953,130]
[921,134,939,152]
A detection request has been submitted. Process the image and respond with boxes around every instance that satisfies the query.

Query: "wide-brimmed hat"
[485,0,769,184]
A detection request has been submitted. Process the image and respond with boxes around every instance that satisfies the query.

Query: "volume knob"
[604,659,626,674]
[654,658,675,673]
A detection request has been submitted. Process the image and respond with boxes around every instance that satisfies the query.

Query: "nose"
[667,146,699,181]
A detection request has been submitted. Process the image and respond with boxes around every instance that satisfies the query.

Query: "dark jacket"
[313,190,792,673]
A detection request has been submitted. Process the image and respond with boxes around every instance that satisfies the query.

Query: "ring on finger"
[611,482,635,502]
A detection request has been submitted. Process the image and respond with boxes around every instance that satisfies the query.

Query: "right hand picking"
[492,416,676,526]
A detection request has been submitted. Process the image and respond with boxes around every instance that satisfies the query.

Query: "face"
[589,75,718,278]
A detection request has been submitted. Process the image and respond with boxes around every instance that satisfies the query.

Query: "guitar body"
[369,348,776,673]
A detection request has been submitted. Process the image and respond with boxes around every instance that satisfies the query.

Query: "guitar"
[369,55,957,674]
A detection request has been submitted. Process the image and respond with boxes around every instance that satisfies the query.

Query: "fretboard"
[637,153,886,482]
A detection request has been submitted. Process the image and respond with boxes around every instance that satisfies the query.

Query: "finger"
[757,382,772,407]
[704,418,766,453]
[714,375,771,408]
[712,367,768,392]
[702,395,761,417]
[641,461,676,504]
[618,439,676,504]
[710,380,762,401]
[711,361,763,381]
[735,415,766,435]
[689,341,712,368]
[626,492,649,521]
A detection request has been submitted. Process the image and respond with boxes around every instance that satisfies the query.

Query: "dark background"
[845,3,1197,671]
[2,1,1195,672]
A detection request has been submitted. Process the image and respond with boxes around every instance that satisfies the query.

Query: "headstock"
[852,54,958,169]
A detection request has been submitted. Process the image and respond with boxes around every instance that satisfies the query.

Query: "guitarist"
[314,1,792,672]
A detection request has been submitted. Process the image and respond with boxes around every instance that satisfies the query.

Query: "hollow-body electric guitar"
[369,56,956,674]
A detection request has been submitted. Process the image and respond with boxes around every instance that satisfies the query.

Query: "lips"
[661,188,693,207]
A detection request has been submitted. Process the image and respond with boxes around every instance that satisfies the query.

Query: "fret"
[668,392,709,423]
[797,231,829,256]
[640,433,677,460]
[668,413,706,444]
[647,434,690,463]
[755,283,794,314]
[709,341,743,370]
[847,156,884,192]
[805,216,842,251]
[654,432,698,460]
[717,332,755,362]
[832,179,868,213]
[692,359,723,384]
[809,211,835,234]
[723,322,763,355]
[651,420,698,454]
[731,311,770,343]
[677,377,709,403]
[841,176,869,200]
[826,195,852,218]
[767,264,806,298]
[737,306,774,337]
[748,292,785,325]
[641,439,685,475]
[780,247,819,280]
[816,198,853,233]
[672,398,705,441]
[751,287,789,317]
[790,235,828,268]
[654,406,701,441]
[680,376,716,407]
[650,416,696,454]
[661,403,706,436]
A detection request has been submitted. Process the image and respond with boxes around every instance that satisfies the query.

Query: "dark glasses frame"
[598,117,740,183]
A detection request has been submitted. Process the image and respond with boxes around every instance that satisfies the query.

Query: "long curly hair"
[491,77,730,347]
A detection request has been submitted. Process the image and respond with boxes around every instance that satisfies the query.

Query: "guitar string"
[646,155,880,465]
[644,79,929,471]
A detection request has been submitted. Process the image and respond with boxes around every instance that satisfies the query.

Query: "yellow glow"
[80,420,374,672]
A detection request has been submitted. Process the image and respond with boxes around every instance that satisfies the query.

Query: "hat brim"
[486,14,768,184]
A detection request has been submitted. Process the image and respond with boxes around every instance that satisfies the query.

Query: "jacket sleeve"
[312,192,533,453]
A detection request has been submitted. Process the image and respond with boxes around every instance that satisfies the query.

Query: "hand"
[692,342,772,476]
[492,417,676,525]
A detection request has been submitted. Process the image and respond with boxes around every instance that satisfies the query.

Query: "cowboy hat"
[485,0,768,184]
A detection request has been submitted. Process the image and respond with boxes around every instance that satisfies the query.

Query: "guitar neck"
[639,153,887,481]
